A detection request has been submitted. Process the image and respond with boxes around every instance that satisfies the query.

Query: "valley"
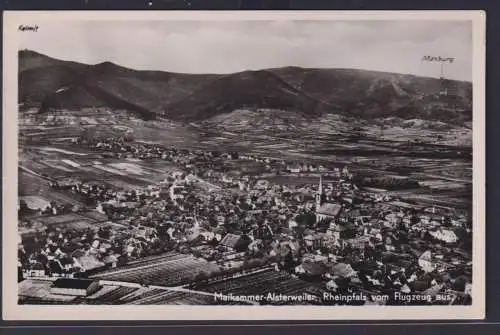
[16,49,473,306]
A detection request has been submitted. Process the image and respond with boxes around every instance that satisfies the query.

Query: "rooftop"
[220,233,242,249]
[317,203,341,217]
[52,278,97,290]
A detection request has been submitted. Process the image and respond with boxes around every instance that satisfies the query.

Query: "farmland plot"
[131,290,216,305]
[18,172,85,205]
[196,269,315,299]
[85,286,139,305]
[30,213,98,229]
[92,254,219,287]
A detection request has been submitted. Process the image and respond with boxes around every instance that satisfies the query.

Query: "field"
[197,114,472,213]
[18,112,195,196]
[20,111,202,150]
[19,143,183,193]
[24,211,108,231]
[91,252,220,286]
[18,279,235,305]
[35,268,321,305]
[18,279,77,304]
[18,109,473,226]
[19,171,85,205]
[119,288,216,305]
[263,175,339,186]
[194,268,320,304]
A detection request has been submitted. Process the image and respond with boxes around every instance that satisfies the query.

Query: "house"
[429,229,459,244]
[19,196,51,211]
[304,234,319,249]
[342,197,353,206]
[248,239,263,253]
[73,254,105,273]
[272,240,299,259]
[102,254,119,268]
[297,260,328,277]
[47,259,64,276]
[58,257,74,272]
[255,180,270,190]
[316,203,342,223]
[322,232,340,249]
[132,226,158,241]
[217,215,226,226]
[342,166,350,177]
[418,250,452,273]
[219,233,251,252]
[423,284,445,297]
[326,279,339,292]
[329,263,356,278]
[50,278,100,297]
[220,250,245,261]
[418,250,436,272]
[345,236,371,250]
[24,262,46,277]
[464,283,472,295]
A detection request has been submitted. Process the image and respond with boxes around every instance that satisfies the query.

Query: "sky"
[19,20,473,81]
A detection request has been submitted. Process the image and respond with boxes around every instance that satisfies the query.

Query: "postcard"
[2,10,486,320]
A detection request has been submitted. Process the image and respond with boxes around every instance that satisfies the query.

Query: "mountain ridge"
[18,49,473,124]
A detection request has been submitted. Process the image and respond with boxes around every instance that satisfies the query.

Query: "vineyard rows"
[93,255,219,287]
[197,269,315,297]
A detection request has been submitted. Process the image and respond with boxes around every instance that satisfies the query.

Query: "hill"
[18,50,472,123]
[18,49,88,73]
[163,70,334,121]
[18,50,220,119]
[269,67,472,122]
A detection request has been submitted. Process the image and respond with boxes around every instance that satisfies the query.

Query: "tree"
[283,251,295,271]
[410,214,420,226]
[242,259,253,270]
[209,237,219,247]
[124,132,135,142]
[295,213,316,228]
[443,216,452,227]
[194,271,209,282]
[208,215,219,227]
[157,225,171,242]
[97,227,111,240]
[19,200,29,211]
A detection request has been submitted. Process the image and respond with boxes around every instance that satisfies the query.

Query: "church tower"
[316,176,323,209]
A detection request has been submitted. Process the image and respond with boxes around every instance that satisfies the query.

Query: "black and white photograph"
[3,11,485,320]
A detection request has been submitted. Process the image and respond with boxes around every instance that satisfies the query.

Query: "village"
[17,135,473,305]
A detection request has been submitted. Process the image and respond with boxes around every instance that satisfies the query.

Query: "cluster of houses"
[18,228,119,280]
[18,135,473,304]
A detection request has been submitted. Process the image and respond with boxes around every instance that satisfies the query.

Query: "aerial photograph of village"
[16,20,474,306]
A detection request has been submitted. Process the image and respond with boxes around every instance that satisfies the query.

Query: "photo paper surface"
[3,10,486,320]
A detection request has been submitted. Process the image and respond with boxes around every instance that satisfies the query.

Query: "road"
[19,165,54,182]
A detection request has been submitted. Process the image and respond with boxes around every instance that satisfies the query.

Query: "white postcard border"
[2,10,486,320]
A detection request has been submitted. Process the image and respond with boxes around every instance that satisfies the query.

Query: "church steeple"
[316,176,323,208]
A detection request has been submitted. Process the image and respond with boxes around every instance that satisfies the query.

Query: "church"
[315,176,342,224]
